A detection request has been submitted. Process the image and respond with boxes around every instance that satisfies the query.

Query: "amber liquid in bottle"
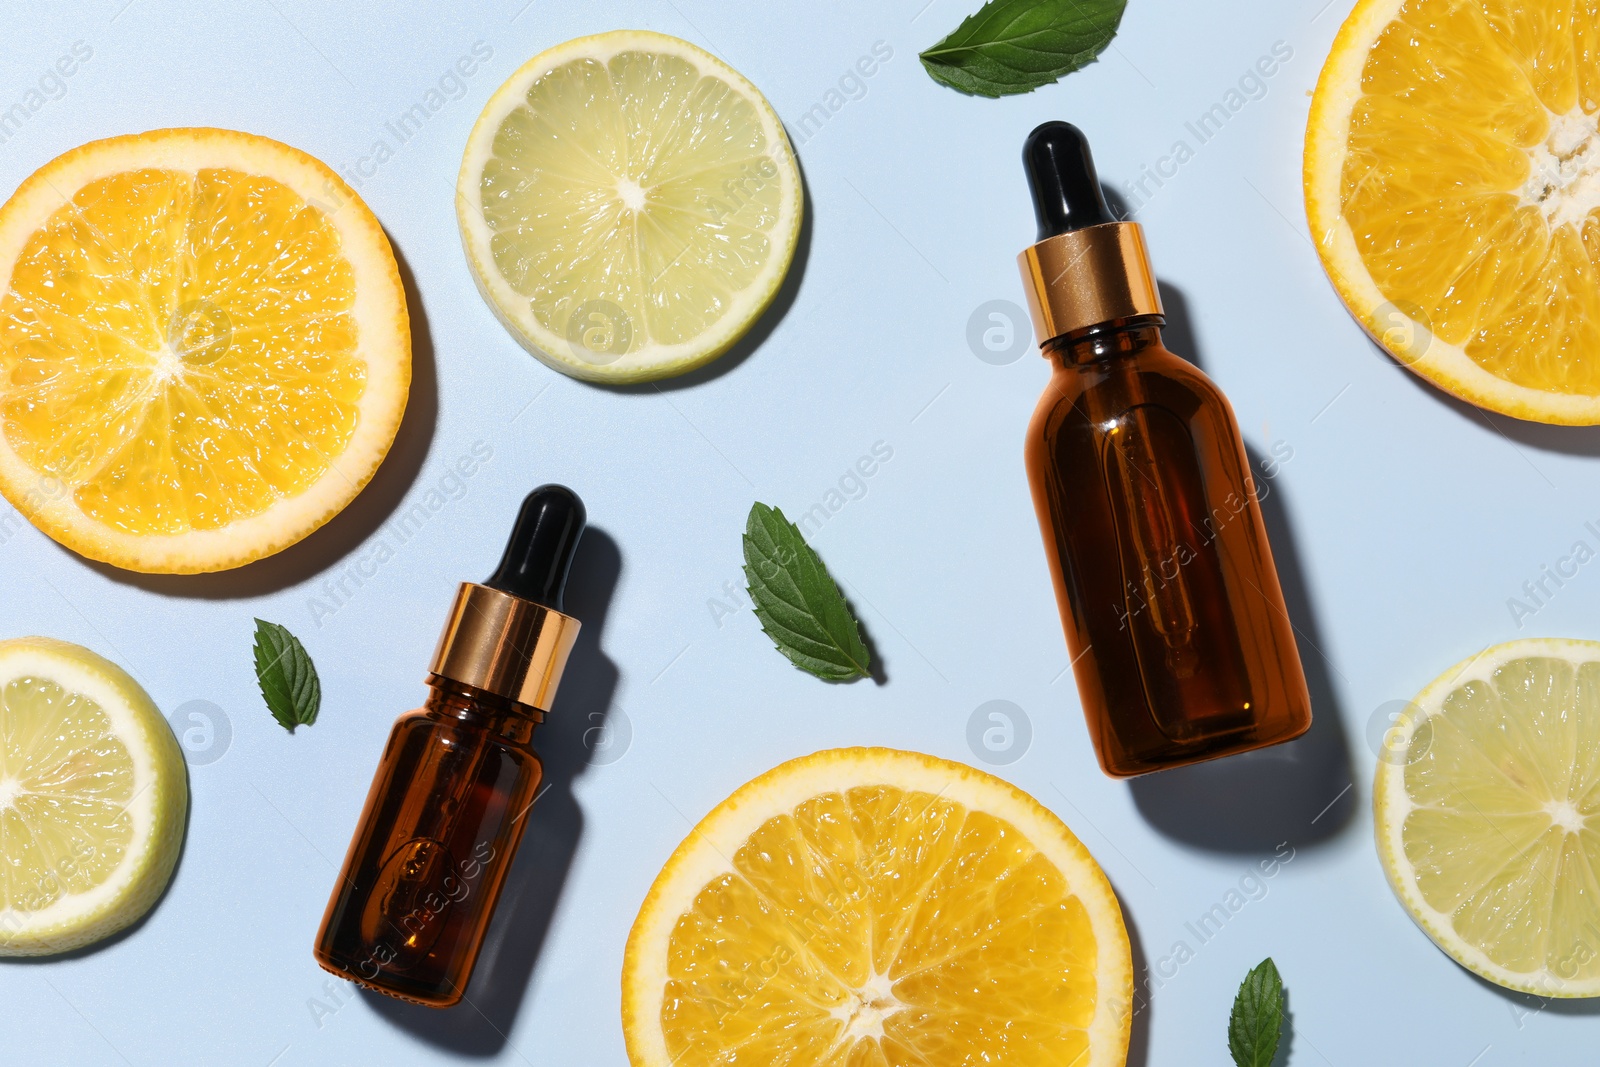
[1018,122,1310,777]
[1026,318,1311,775]
[313,679,545,1006]
[314,484,585,1007]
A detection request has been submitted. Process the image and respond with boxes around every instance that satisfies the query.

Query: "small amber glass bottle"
[1017,122,1311,777]
[314,485,585,1006]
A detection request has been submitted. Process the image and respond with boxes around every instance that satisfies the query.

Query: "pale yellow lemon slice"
[1376,638,1600,996]
[0,637,186,955]
[457,30,801,384]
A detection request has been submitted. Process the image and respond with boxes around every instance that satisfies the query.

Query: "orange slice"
[622,748,1132,1067]
[1307,0,1600,423]
[0,128,409,571]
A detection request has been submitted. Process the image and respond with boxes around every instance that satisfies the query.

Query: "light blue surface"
[0,0,1592,1063]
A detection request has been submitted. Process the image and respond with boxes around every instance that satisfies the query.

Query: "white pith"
[827,969,903,1045]
[1521,108,1600,231]
[615,176,648,212]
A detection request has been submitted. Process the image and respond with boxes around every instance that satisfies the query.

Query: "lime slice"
[0,637,186,955]
[1375,637,1600,996]
[456,30,802,383]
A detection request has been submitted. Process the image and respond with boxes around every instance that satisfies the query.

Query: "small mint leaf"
[253,619,321,732]
[743,503,871,682]
[1228,957,1285,1067]
[919,0,1128,98]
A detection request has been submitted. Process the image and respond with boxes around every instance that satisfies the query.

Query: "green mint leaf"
[919,0,1128,98]
[1228,957,1285,1067]
[743,502,871,682]
[253,618,321,732]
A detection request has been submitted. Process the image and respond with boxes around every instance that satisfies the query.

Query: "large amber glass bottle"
[1018,123,1311,777]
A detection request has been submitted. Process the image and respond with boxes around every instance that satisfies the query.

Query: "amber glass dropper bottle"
[314,485,586,1006]
[1017,121,1311,777]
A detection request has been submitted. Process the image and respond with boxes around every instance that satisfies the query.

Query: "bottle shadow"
[358,526,624,1053]
[1155,282,1203,373]
[73,238,439,598]
[1103,184,1136,224]
[1126,283,1357,853]
[598,160,812,395]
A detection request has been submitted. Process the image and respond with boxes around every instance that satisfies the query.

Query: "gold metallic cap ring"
[428,583,581,711]
[1018,221,1163,344]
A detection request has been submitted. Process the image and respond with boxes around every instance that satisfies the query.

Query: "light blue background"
[0,0,1589,1063]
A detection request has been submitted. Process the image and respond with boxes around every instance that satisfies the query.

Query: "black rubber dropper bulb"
[483,484,586,611]
[1023,121,1118,240]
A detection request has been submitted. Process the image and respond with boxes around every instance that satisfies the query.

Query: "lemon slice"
[1306,0,1600,424]
[622,748,1132,1066]
[0,128,410,573]
[1376,638,1600,996]
[457,30,802,384]
[0,637,186,955]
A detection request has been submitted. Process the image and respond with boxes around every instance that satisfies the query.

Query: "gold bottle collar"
[1017,221,1163,344]
[428,583,581,711]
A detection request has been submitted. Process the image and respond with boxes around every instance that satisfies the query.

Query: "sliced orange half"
[1306,0,1600,423]
[622,748,1132,1067]
[0,128,410,572]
